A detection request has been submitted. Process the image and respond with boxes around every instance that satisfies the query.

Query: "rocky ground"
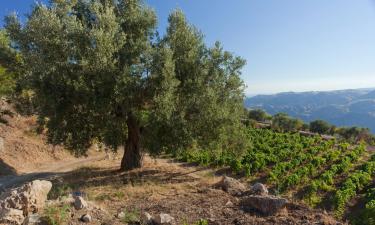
[0,99,344,225]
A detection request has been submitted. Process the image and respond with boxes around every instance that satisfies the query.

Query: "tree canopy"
[5,0,247,170]
[271,113,303,132]
[248,109,270,122]
[309,120,331,134]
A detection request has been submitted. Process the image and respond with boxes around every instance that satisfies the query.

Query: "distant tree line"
[246,108,375,145]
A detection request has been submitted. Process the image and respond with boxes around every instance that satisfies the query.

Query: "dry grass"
[44,155,342,225]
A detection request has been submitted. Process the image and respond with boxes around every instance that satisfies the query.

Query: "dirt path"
[0,155,105,192]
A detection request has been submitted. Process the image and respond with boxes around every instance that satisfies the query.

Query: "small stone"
[250,183,269,196]
[154,213,175,225]
[141,212,153,224]
[81,214,92,223]
[117,211,126,219]
[74,196,88,210]
[225,200,234,207]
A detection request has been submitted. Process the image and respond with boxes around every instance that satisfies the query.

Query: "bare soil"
[0,99,106,189]
[0,100,75,176]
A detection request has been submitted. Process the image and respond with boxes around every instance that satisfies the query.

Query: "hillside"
[245,88,375,132]
[0,98,103,178]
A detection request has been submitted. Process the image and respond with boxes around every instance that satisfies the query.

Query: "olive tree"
[6,0,247,170]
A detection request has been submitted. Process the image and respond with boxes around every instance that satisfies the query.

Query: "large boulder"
[0,180,52,225]
[240,195,288,215]
[0,208,24,225]
[216,176,246,196]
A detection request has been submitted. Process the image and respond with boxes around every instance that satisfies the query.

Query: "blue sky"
[1,0,375,96]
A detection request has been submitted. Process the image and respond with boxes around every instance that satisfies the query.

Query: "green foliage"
[271,113,303,132]
[121,209,140,224]
[194,219,209,225]
[337,127,374,144]
[48,183,74,200]
[177,128,333,181]
[151,10,248,156]
[0,65,16,96]
[0,30,16,96]
[183,219,209,225]
[248,109,270,122]
[309,120,332,134]
[334,156,375,217]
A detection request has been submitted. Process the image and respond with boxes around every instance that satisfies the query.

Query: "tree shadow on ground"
[48,165,202,199]
[0,159,17,177]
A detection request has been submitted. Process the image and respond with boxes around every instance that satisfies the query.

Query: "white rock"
[25,180,53,213]
[154,213,175,225]
[0,208,25,225]
[117,211,126,218]
[0,180,52,225]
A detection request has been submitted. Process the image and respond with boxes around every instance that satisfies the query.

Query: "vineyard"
[176,128,375,224]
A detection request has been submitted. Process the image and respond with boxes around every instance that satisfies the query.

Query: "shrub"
[43,204,70,225]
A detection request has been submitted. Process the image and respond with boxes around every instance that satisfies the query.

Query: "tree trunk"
[120,112,142,171]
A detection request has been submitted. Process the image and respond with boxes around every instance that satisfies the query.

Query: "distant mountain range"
[245,88,375,132]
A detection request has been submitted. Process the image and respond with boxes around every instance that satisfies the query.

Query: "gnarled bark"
[120,112,142,171]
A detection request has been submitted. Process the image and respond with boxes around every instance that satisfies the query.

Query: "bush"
[43,204,70,225]
[121,209,140,224]
[309,120,331,134]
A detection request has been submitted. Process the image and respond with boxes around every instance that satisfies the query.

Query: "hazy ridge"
[245,88,375,132]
